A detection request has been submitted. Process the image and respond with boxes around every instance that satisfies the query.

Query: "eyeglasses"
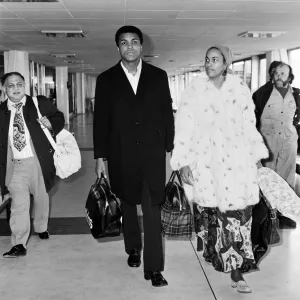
[6,82,25,90]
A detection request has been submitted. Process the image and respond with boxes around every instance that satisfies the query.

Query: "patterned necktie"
[13,102,26,152]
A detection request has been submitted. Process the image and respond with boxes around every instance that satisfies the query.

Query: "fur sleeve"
[170,81,197,170]
[241,81,269,161]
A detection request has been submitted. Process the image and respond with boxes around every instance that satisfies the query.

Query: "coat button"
[136,141,139,145]
[135,121,140,125]
[49,148,53,153]
[1,128,4,131]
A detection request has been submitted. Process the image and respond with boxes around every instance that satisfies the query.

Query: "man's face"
[274,65,291,88]
[2,74,25,103]
[118,32,142,63]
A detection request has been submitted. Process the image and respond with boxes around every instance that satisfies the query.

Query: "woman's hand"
[179,166,194,185]
[256,160,263,169]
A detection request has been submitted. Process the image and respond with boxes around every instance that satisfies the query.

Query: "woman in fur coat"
[170,45,269,293]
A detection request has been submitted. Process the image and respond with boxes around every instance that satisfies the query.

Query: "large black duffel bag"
[84,174,122,239]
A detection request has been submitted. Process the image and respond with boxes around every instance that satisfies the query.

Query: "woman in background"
[170,45,269,293]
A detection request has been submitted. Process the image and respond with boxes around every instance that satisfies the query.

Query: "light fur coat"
[170,74,269,212]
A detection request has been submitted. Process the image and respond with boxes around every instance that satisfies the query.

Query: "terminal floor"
[1,113,300,300]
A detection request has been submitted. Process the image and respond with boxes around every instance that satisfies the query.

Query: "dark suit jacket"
[0,95,65,195]
[93,60,175,205]
[252,81,300,130]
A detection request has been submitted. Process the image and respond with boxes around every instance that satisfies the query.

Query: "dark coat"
[93,60,174,205]
[0,95,65,196]
[252,81,300,130]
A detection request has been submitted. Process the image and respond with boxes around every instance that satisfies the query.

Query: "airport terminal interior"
[1,0,300,299]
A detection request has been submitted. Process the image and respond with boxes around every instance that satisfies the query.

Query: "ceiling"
[0,0,300,76]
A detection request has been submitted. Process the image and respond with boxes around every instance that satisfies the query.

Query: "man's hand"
[179,166,194,185]
[95,158,107,178]
[38,116,52,130]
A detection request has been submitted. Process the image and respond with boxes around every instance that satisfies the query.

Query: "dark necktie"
[13,102,26,152]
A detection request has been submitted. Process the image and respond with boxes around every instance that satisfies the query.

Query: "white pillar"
[75,73,86,114]
[56,66,69,124]
[4,50,30,95]
[174,75,180,109]
[251,55,260,93]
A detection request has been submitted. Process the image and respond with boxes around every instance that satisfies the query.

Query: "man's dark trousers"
[121,181,164,272]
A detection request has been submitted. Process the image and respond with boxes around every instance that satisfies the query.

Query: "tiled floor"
[1,113,300,300]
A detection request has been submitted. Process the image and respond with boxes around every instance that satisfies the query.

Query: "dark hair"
[115,26,143,47]
[275,62,295,84]
[1,72,25,86]
[268,61,281,81]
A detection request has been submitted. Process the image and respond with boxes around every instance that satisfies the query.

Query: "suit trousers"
[121,181,164,272]
[8,156,49,247]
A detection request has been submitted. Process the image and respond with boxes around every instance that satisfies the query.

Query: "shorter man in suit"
[94,26,174,287]
[0,72,65,257]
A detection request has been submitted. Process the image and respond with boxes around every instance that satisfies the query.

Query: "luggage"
[251,191,280,263]
[84,174,122,239]
[161,171,193,240]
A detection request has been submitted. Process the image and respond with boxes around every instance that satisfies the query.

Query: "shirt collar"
[121,59,142,76]
[273,84,293,93]
[7,95,27,110]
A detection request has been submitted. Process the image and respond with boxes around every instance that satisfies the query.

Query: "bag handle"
[32,96,58,152]
[95,173,121,207]
[168,170,184,187]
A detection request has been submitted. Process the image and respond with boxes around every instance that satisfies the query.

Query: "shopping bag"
[161,171,193,240]
[84,174,122,239]
[0,188,11,219]
[32,96,81,179]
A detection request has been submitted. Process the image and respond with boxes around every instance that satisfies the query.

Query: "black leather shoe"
[3,244,27,258]
[38,230,50,239]
[278,215,297,229]
[144,271,168,287]
[127,249,141,267]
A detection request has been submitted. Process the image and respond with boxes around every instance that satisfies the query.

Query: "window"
[289,48,300,88]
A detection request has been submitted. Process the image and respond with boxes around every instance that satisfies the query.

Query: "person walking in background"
[170,46,268,293]
[93,26,174,287]
[0,72,65,258]
[253,62,300,228]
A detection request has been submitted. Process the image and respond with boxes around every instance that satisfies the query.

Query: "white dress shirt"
[7,96,34,159]
[120,59,142,94]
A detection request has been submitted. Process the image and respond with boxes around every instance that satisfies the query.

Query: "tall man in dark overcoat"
[93,26,174,287]
[0,72,65,257]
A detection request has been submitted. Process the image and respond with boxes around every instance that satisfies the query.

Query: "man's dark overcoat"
[0,95,65,196]
[93,60,174,205]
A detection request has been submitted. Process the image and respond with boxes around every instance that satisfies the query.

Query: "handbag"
[251,190,280,263]
[84,174,122,239]
[161,171,193,240]
[32,97,81,179]
[0,189,11,217]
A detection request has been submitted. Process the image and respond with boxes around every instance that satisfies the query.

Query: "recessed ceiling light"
[143,54,160,58]
[238,31,285,38]
[51,54,76,58]
[41,30,86,39]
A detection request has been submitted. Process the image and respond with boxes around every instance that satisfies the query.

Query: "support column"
[174,75,179,109]
[4,50,30,95]
[56,66,69,124]
[75,73,86,114]
[251,55,260,93]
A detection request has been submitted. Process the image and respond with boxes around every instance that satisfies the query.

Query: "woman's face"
[205,48,226,79]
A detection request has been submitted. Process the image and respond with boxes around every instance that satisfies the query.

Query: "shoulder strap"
[32,96,58,152]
